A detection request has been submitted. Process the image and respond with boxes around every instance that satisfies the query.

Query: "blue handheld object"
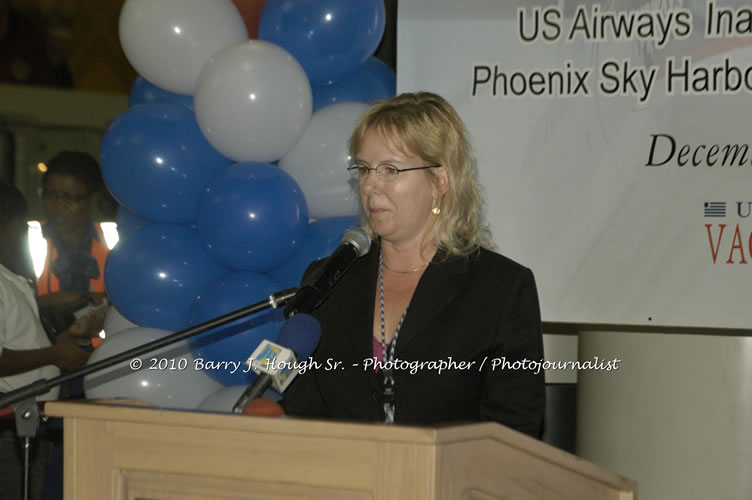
[276,313,322,359]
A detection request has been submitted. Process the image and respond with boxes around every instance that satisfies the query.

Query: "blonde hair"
[349,92,494,256]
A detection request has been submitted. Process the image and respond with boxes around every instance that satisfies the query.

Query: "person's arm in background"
[0,312,103,376]
[36,292,108,342]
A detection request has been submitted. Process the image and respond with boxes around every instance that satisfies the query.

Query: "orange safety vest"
[37,221,109,296]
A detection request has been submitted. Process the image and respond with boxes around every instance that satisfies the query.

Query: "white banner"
[398,0,752,328]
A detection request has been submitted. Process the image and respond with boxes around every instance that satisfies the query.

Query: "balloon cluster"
[87,0,393,409]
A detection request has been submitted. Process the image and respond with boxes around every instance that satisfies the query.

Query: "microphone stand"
[0,287,298,500]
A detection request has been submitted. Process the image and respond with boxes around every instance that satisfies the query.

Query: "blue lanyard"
[378,252,408,424]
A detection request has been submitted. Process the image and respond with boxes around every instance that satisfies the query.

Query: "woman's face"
[42,174,93,234]
[356,129,446,247]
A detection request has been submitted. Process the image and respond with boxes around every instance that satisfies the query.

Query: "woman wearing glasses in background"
[37,151,109,307]
[282,92,545,438]
[34,151,110,499]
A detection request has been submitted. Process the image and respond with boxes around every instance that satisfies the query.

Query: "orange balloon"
[231,0,267,39]
[242,397,285,417]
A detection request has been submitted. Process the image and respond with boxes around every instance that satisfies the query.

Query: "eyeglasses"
[347,162,441,182]
[41,190,90,205]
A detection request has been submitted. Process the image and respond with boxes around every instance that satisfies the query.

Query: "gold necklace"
[382,261,429,274]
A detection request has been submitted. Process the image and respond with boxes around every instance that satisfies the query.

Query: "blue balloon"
[129,76,195,111]
[268,216,359,288]
[115,205,151,241]
[105,224,226,331]
[188,271,284,385]
[196,162,308,272]
[312,57,395,112]
[258,0,386,84]
[100,103,232,224]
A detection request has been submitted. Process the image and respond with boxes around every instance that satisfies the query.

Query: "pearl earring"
[432,206,441,215]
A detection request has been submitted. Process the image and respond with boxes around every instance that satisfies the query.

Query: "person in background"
[36,151,109,307]
[282,92,545,437]
[0,180,97,500]
[35,151,110,500]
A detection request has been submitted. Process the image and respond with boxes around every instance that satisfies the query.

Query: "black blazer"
[281,244,545,438]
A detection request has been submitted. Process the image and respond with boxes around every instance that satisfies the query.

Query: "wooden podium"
[45,401,636,500]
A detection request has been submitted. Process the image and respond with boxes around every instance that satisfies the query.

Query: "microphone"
[284,227,370,317]
[232,313,322,413]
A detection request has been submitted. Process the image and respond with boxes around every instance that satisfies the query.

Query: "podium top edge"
[44,400,636,491]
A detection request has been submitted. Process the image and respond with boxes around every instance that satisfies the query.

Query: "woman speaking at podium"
[281,92,545,438]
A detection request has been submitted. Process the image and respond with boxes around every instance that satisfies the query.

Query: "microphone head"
[276,313,322,359]
[342,227,370,257]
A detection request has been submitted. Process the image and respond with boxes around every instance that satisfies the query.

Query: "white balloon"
[279,102,366,218]
[194,40,312,163]
[119,0,248,95]
[197,385,282,413]
[103,305,138,338]
[84,327,223,409]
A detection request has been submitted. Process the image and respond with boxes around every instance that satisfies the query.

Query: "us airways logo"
[704,201,752,264]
